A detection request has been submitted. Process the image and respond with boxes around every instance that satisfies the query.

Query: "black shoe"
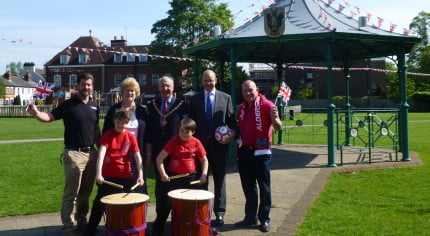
[212,227,221,235]
[234,218,257,227]
[259,221,270,233]
[212,215,224,226]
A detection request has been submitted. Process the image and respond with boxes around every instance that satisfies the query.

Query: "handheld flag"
[33,80,54,100]
[276,81,292,106]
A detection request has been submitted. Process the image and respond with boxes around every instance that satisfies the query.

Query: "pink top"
[239,98,275,146]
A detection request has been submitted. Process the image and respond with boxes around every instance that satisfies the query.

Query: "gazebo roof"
[184,0,420,63]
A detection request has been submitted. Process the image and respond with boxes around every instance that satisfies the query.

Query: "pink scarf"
[238,94,271,155]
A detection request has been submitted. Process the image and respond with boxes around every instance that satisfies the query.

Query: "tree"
[0,80,5,100]
[6,62,24,75]
[407,11,430,92]
[13,94,21,105]
[150,0,234,92]
[385,61,415,100]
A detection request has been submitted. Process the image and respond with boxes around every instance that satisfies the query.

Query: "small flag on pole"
[276,81,292,106]
[33,80,54,100]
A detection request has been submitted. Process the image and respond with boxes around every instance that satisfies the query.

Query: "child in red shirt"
[156,117,208,186]
[154,118,208,233]
[86,109,144,235]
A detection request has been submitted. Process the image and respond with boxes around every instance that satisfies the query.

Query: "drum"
[101,193,149,236]
[168,189,214,236]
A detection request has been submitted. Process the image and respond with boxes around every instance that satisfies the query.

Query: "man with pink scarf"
[234,80,282,233]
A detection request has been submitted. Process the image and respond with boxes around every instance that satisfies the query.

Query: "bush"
[412,92,430,103]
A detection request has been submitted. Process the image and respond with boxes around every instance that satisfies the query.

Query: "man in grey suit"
[189,69,239,227]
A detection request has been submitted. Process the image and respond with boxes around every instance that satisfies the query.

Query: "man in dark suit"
[146,75,188,236]
[189,69,239,227]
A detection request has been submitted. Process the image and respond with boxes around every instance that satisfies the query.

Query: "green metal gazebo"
[183,0,420,166]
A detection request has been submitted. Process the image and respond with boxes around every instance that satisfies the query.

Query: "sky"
[0,0,428,73]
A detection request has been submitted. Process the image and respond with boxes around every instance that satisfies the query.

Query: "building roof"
[45,36,150,66]
[227,0,414,38]
[1,73,36,88]
[184,0,420,63]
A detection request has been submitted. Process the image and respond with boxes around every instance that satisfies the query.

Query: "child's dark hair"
[113,108,131,123]
[180,118,196,132]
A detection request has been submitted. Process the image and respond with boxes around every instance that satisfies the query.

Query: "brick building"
[45,35,167,104]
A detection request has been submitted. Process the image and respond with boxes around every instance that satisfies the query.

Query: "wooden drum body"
[168,189,214,236]
[101,193,149,236]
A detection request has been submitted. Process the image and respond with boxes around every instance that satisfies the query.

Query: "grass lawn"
[1,114,429,235]
[295,114,430,235]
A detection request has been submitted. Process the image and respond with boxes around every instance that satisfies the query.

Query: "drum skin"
[168,189,214,236]
[101,193,149,236]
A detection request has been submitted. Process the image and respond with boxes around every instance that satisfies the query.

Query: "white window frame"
[126,54,135,62]
[139,55,148,62]
[138,74,147,86]
[114,54,122,63]
[69,75,77,86]
[151,74,159,85]
[114,74,122,87]
[60,55,69,64]
[54,75,61,87]
[78,54,87,64]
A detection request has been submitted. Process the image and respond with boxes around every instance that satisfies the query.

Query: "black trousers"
[202,137,228,217]
[87,177,135,231]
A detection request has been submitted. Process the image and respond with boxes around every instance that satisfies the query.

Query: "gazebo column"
[229,46,238,109]
[325,42,337,167]
[276,62,284,144]
[398,52,410,161]
[193,56,200,91]
[228,46,239,163]
[343,64,352,146]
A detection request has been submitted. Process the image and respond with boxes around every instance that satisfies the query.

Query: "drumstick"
[190,180,201,185]
[169,173,190,180]
[130,183,140,191]
[103,180,123,189]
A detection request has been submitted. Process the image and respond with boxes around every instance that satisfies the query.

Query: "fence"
[0,105,110,118]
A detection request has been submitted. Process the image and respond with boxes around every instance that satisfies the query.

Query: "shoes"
[234,218,258,227]
[259,221,270,233]
[212,215,224,226]
[212,227,221,235]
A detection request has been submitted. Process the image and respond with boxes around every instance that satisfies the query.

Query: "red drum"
[101,193,149,236]
[168,189,215,236]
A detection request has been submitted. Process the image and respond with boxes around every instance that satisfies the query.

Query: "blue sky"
[0,0,428,73]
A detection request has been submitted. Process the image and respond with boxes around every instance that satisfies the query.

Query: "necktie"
[206,93,213,126]
[163,99,168,114]
[161,99,168,127]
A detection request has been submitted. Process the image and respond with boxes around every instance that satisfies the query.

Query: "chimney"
[110,35,127,46]
[23,62,36,72]
[4,71,12,80]
[24,71,32,82]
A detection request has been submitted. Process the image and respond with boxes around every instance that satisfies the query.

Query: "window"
[126,74,134,79]
[126,54,135,62]
[78,54,87,64]
[69,75,77,86]
[60,55,69,64]
[114,74,122,87]
[114,54,122,63]
[139,55,148,62]
[138,74,147,86]
[151,74,159,85]
[54,75,62,87]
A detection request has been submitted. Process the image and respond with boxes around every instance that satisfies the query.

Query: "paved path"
[0,144,422,236]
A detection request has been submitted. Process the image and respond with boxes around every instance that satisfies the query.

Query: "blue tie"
[206,93,213,126]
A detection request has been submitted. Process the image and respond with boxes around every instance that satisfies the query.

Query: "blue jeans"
[237,146,272,223]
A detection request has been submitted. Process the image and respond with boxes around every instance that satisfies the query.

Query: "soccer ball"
[214,126,234,144]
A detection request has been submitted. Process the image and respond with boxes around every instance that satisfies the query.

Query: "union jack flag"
[276,81,292,106]
[33,80,54,100]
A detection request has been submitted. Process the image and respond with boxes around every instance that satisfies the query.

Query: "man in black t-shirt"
[27,73,100,235]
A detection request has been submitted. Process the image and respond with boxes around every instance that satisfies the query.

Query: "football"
[214,126,234,144]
